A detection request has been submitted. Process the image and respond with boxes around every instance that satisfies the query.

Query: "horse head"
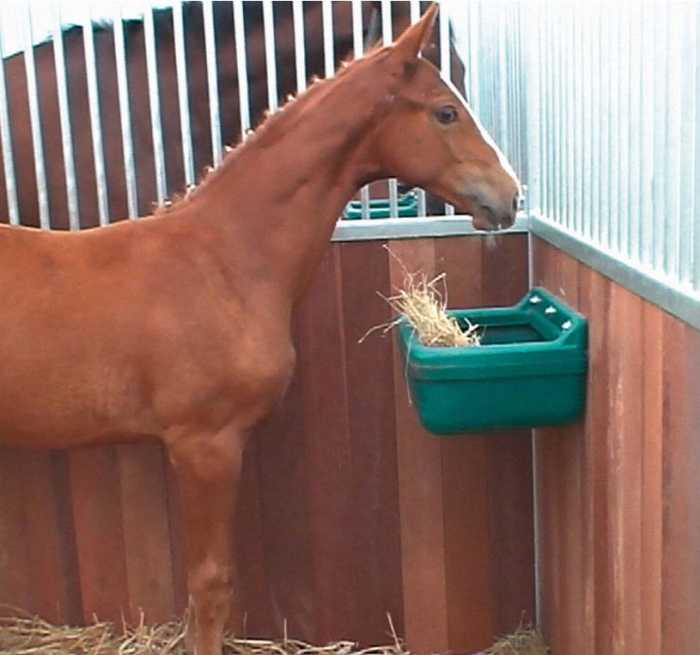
[367,4,521,230]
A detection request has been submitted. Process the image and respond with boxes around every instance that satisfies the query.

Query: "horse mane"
[155,45,390,216]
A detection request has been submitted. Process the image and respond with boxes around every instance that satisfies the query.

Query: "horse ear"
[391,3,438,64]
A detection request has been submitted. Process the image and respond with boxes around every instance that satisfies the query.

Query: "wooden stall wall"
[0,235,534,655]
[533,237,700,655]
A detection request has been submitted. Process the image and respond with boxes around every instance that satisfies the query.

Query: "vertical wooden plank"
[254,362,316,640]
[486,433,535,633]
[533,239,589,655]
[661,319,700,653]
[297,245,356,643]
[68,446,130,623]
[20,451,82,625]
[339,240,404,643]
[437,234,533,648]
[576,266,596,654]
[556,256,587,655]
[532,239,565,649]
[117,442,176,623]
[235,436,274,636]
[480,234,529,306]
[641,303,663,655]
[437,237,495,651]
[390,238,449,655]
[164,457,188,616]
[0,450,33,615]
[582,269,614,655]
[480,235,535,635]
[608,285,643,655]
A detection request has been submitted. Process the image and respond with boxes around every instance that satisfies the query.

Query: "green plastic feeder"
[397,287,588,435]
[343,193,418,219]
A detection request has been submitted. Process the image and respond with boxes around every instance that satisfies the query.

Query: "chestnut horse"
[0,6,519,655]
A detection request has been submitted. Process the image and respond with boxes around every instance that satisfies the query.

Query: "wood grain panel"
[533,237,700,655]
[339,241,404,643]
[297,246,356,643]
[438,237,495,649]
[19,451,82,625]
[389,238,450,655]
[641,303,663,655]
[68,446,130,624]
[117,442,176,623]
[0,450,33,615]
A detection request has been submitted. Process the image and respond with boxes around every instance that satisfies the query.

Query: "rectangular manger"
[398,287,588,435]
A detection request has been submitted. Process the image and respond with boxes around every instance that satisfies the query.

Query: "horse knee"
[170,432,245,484]
[190,559,235,620]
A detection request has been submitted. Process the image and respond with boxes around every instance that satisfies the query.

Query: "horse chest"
[153,318,296,432]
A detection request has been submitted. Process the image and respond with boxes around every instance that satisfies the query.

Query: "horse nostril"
[512,194,519,213]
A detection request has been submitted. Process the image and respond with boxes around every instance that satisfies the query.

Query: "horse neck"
[174,64,386,305]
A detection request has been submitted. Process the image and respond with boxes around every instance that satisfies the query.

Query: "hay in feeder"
[0,612,409,655]
[483,625,548,655]
[359,246,481,348]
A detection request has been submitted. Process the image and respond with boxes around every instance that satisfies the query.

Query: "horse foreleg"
[168,428,247,655]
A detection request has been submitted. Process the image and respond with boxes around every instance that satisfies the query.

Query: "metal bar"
[497,10,508,168]
[409,0,426,217]
[598,8,610,246]
[203,0,222,166]
[113,7,139,218]
[640,2,654,267]
[679,2,696,285]
[24,4,50,229]
[665,5,683,281]
[439,4,454,216]
[618,3,631,257]
[553,8,562,228]
[322,0,334,79]
[333,213,530,242]
[652,5,667,270]
[0,28,19,225]
[172,2,195,187]
[143,4,168,206]
[569,5,583,234]
[531,215,700,333]
[292,0,306,93]
[581,3,593,241]
[562,7,571,231]
[524,0,541,217]
[233,0,251,136]
[546,8,555,221]
[52,3,80,229]
[694,4,700,290]
[537,6,547,218]
[627,0,641,261]
[83,7,110,224]
[608,7,620,252]
[351,0,370,220]
[381,0,399,218]
[262,0,278,112]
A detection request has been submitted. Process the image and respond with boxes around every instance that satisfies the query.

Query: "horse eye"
[436,105,458,125]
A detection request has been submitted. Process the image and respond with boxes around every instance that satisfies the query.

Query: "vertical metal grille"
[143,4,167,207]
[23,4,49,229]
[52,4,80,229]
[82,6,110,225]
[525,1,700,299]
[113,7,139,219]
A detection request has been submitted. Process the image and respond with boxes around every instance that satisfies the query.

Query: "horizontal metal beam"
[332,213,529,241]
[530,214,700,331]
